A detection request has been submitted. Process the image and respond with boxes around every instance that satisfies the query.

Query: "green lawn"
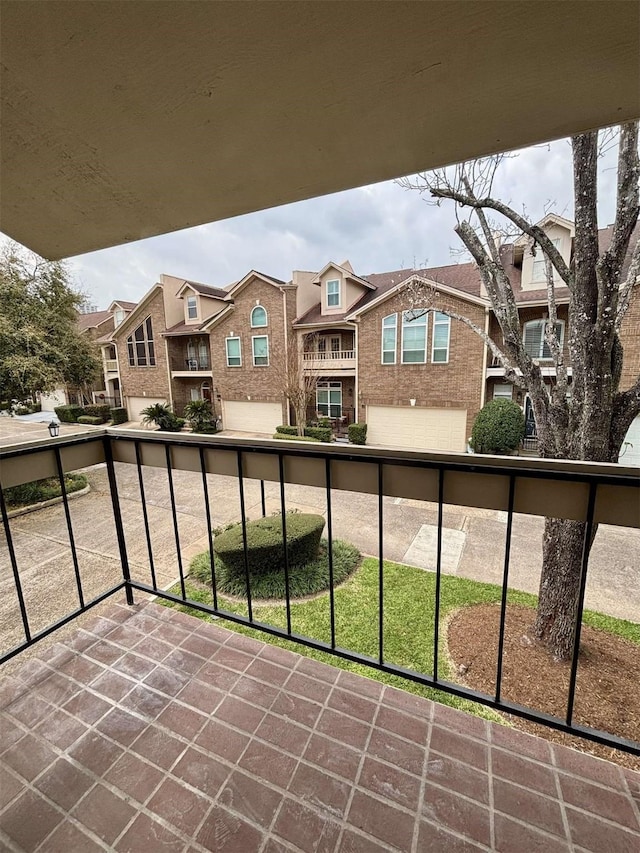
[3,473,88,510]
[164,557,639,721]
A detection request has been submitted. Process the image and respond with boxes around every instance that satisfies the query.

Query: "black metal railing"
[169,354,211,371]
[1,429,638,756]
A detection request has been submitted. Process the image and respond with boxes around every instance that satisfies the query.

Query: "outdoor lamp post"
[48,420,60,438]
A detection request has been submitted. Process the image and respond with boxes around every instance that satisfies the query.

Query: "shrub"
[184,398,217,433]
[77,415,104,425]
[304,426,333,442]
[190,537,360,599]
[14,405,30,416]
[140,402,184,432]
[3,473,88,509]
[193,424,218,434]
[212,513,325,583]
[348,423,368,445]
[54,404,84,423]
[470,399,525,454]
[110,407,128,425]
[275,425,298,436]
[272,433,317,442]
[83,404,111,422]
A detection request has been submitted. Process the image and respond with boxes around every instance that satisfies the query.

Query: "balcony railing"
[303,349,356,370]
[170,355,211,372]
[1,429,638,756]
[103,358,118,372]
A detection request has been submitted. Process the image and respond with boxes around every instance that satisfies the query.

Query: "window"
[532,238,561,282]
[431,311,450,363]
[318,337,327,353]
[401,309,427,363]
[114,309,125,327]
[493,383,513,400]
[523,319,564,360]
[187,295,198,320]
[126,317,155,367]
[251,305,268,327]
[226,337,241,367]
[252,335,269,366]
[381,313,397,364]
[317,381,342,418]
[326,279,340,307]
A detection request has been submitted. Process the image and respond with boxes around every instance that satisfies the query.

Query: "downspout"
[165,338,174,411]
[480,307,489,409]
[281,288,290,425]
[353,320,359,423]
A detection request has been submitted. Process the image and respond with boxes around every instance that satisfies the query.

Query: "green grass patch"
[3,473,88,510]
[163,556,638,720]
[190,538,360,599]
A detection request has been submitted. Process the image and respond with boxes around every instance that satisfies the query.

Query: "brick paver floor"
[1,601,638,852]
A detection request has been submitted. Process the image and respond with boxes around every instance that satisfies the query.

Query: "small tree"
[471,399,525,454]
[140,402,184,432]
[184,398,217,433]
[270,332,322,435]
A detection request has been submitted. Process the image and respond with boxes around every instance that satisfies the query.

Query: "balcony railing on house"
[303,350,356,371]
[169,355,211,372]
[1,429,638,757]
[103,358,119,373]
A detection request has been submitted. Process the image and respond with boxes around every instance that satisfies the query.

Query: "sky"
[1,134,620,309]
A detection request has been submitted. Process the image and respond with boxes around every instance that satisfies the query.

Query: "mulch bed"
[447,603,640,771]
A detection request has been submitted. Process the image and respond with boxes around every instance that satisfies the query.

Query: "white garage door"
[40,388,68,412]
[222,401,282,434]
[367,406,467,452]
[127,396,167,422]
[621,415,640,467]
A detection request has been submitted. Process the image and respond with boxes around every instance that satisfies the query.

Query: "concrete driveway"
[2,451,638,660]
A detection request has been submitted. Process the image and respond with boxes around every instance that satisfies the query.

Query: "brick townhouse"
[105,215,640,463]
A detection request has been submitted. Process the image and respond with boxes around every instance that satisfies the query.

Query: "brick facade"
[115,288,171,409]
[209,277,294,424]
[619,286,640,391]
[357,291,486,437]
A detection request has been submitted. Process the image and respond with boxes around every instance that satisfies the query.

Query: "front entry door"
[524,397,537,438]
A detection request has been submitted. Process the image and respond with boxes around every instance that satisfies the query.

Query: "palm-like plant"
[140,402,184,432]
[183,398,217,433]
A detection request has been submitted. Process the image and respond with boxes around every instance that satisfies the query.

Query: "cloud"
[1,133,621,308]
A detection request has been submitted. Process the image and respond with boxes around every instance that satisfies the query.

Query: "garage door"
[367,406,467,452]
[622,415,640,467]
[127,396,167,422]
[222,401,282,434]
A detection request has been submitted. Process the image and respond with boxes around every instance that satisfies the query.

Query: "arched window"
[126,317,155,367]
[251,305,268,327]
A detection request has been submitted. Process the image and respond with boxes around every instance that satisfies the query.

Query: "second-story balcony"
[303,349,356,373]
[103,358,119,373]
[170,354,212,376]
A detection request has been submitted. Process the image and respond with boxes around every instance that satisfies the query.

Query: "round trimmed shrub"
[470,399,525,455]
[213,513,325,581]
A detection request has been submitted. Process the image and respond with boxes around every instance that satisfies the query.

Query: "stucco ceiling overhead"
[1,1,638,260]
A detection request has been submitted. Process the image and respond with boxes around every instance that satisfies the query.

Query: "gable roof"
[177,280,230,299]
[77,310,112,331]
[224,269,287,299]
[108,300,137,311]
[110,284,163,338]
[311,261,375,290]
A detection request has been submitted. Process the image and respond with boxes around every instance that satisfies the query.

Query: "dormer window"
[114,308,125,327]
[523,319,564,360]
[532,238,561,282]
[326,279,340,307]
[251,305,268,327]
[187,295,198,319]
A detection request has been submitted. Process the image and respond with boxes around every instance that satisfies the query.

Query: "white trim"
[200,303,235,331]
[250,305,268,328]
[126,315,156,367]
[431,311,450,364]
[326,279,341,308]
[401,309,427,364]
[186,294,198,320]
[381,312,397,364]
[312,261,375,289]
[225,270,285,299]
[251,334,269,366]
[316,380,342,418]
[225,336,242,367]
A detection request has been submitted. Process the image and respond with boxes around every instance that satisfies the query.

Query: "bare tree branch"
[615,238,640,332]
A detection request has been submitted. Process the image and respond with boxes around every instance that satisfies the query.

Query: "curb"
[7,484,91,519]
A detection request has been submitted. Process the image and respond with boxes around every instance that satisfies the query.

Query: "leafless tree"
[270,331,322,435]
[398,124,640,661]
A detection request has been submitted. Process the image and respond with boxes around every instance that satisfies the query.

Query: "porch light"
[48,420,60,438]
[410,398,416,407]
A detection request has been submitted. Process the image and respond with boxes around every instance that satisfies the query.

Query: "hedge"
[470,399,525,454]
[272,433,317,442]
[77,415,104,425]
[110,407,128,425]
[54,404,84,423]
[213,513,325,580]
[4,473,88,509]
[83,404,111,422]
[275,425,298,436]
[304,426,332,442]
[348,423,368,445]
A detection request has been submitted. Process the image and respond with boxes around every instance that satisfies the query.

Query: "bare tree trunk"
[533,517,589,661]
